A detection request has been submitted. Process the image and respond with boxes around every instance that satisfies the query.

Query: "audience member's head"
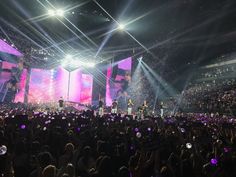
[65,143,74,154]
[118,166,130,177]
[97,156,113,176]
[42,165,56,177]
[66,163,75,177]
[38,152,54,169]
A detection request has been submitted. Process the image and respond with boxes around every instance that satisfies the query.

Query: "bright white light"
[85,62,95,68]
[61,58,95,68]
[137,56,143,62]
[56,9,64,17]
[62,61,68,67]
[71,59,79,66]
[48,9,56,16]
[186,143,192,149]
[65,54,72,59]
[118,23,125,30]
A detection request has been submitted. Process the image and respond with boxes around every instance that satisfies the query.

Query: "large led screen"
[14,69,27,103]
[28,69,53,103]
[0,61,27,103]
[80,74,93,104]
[106,57,132,106]
[0,61,17,84]
[27,67,93,104]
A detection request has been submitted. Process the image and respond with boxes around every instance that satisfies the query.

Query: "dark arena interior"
[0,0,236,177]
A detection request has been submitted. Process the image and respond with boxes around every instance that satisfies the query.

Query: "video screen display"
[27,67,93,104]
[14,69,27,103]
[106,57,132,106]
[80,74,93,104]
[0,61,27,103]
[68,68,81,103]
[0,61,17,84]
[28,69,52,103]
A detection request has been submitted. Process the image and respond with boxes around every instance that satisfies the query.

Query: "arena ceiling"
[0,0,236,87]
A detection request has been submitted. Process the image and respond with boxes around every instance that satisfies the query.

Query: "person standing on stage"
[111,99,118,114]
[127,98,134,115]
[142,100,148,117]
[160,102,164,117]
[58,97,64,111]
[137,106,143,119]
[98,98,104,116]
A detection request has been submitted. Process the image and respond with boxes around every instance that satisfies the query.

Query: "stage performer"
[127,98,134,115]
[98,99,104,116]
[111,99,118,114]
[142,100,148,117]
[58,97,64,111]
[160,102,164,118]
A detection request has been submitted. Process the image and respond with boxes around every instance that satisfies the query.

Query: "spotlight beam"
[11,0,67,55]
[22,14,48,23]
[0,26,15,46]
[37,0,95,53]
[57,18,95,51]
[97,11,153,39]
[140,63,159,94]
[25,0,89,23]
[65,0,90,12]
[64,16,98,47]
[95,27,113,57]
[93,0,159,59]
[0,19,45,50]
[36,1,79,52]
[141,60,177,97]
[44,0,98,49]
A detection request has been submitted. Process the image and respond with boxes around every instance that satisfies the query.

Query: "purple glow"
[69,68,81,102]
[27,67,93,103]
[118,57,132,70]
[2,61,17,69]
[210,158,218,165]
[77,127,81,132]
[106,57,132,106]
[20,124,26,129]
[106,66,112,106]
[80,74,93,104]
[28,69,52,103]
[0,62,17,84]
[14,69,27,103]
[134,128,139,132]
[54,67,69,100]
[224,147,231,153]
[0,39,23,56]
[147,127,151,131]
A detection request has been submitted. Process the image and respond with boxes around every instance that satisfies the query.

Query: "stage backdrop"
[0,61,27,103]
[106,57,132,106]
[0,63,93,104]
[26,67,93,104]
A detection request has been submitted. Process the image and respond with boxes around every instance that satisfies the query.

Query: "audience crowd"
[163,62,236,115]
[179,79,236,114]
[0,104,236,177]
[1,24,236,177]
